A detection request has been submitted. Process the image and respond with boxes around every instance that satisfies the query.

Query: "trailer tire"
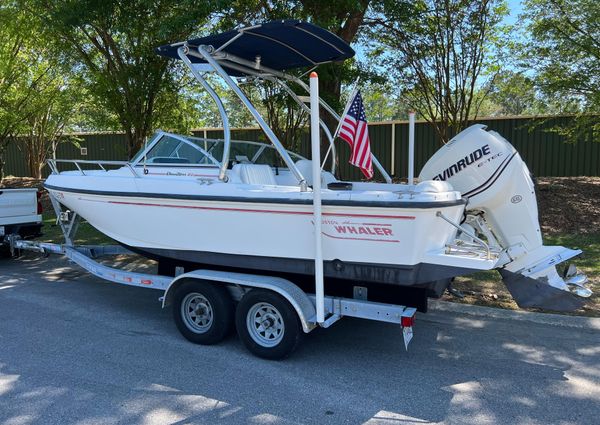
[236,289,302,360]
[173,281,233,345]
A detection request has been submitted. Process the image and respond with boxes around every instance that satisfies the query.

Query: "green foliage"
[219,0,373,142]
[368,0,509,142]
[359,82,410,121]
[522,0,600,142]
[25,0,221,157]
[476,71,541,116]
[0,2,83,179]
[0,3,36,171]
[17,69,86,178]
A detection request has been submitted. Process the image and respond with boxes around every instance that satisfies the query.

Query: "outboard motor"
[419,124,592,311]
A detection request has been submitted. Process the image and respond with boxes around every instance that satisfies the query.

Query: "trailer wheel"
[173,281,233,345]
[235,289,302,360]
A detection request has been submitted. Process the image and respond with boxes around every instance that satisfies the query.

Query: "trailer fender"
[162,270,318,333]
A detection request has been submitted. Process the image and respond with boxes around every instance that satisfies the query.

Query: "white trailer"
[9,206,416,360]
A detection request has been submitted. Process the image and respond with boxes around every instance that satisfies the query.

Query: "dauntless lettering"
[434,144,491,181]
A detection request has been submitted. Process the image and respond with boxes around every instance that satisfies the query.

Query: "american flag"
[338,90,373,179]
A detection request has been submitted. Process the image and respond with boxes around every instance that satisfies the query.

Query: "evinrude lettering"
[434,144,491,181]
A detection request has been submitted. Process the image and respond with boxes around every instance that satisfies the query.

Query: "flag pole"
[408,111,416,186]
[332,78,360,140]
[320,78,360,170]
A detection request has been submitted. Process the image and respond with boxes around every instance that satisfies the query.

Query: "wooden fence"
[3,115,599,179]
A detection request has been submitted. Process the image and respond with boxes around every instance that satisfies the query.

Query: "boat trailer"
[8,206,416,360]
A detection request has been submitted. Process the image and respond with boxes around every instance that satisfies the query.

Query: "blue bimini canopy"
[155,20,355,76]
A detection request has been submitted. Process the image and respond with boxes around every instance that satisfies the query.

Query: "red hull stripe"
[106,200,416,220]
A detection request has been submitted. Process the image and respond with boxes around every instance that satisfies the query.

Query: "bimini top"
[155,20,355,75]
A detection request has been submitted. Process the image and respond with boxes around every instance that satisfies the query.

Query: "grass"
[446,232,600,317]
[40,212,114,245]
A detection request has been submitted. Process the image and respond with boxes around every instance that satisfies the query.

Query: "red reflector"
[401,315,415,327]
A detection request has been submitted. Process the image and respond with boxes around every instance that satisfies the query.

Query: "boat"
[44,20,591,312]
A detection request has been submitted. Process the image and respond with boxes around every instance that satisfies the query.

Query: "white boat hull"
[45,171,497,292]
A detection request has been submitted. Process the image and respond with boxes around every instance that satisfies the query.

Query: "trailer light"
[401,315,415,327]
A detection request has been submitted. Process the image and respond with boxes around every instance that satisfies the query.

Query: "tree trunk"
[124,124,150,159]
[128,131,145,160]
[0,146,5,183]
[26,146,36,178]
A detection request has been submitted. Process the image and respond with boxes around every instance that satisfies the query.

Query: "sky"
[504,0,524,26]
[353,0,527,76]
[217,0,526,60]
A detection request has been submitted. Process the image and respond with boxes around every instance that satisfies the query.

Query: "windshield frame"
[130,131,306,169]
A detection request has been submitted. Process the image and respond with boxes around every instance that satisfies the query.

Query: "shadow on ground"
[0,254,599,424]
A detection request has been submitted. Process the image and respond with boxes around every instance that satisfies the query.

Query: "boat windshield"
[131,132,305,167]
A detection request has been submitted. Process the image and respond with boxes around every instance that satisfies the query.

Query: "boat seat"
[234,163,277,185]
[294,160,337,186]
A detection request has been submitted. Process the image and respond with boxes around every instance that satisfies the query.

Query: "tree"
[218,0,373,149]
[0,3,78,180]
[0,3,39,180]
[187,75,256,129]
[368,0,508,143]
[26,0,221,158]
[17,71,84,178]
[486,72,537,116]
[522,0,600,142]
[359,82,410,121]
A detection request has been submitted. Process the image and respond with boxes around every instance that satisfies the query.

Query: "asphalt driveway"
[0,254,599,424]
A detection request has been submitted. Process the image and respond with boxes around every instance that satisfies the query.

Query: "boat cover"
[155,20,355,75]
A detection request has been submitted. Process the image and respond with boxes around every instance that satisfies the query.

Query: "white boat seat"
[234,163,277,185]
[294,160,337,186]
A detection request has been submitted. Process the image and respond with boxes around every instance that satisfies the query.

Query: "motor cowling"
[419,124,591,311]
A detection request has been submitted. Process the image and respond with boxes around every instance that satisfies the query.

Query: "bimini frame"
[176,44,393,186]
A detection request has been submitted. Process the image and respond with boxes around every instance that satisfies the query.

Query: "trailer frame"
[9,213,417,358]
